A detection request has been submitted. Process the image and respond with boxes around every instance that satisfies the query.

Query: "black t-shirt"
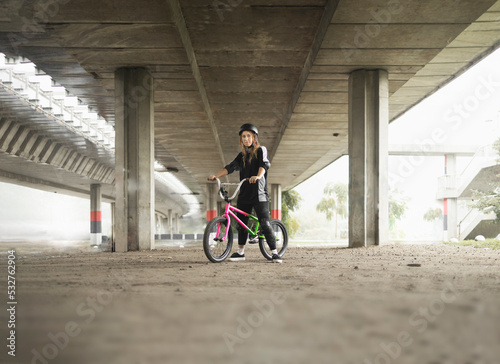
[224,146,271,203]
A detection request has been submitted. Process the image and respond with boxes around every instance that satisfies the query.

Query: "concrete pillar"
[217,201,224,217]
[168,209,173,236]
[444,154,458,240]
[206,182,218,221]
[271,184,282,220]
[162,217,168,234]
[175,213,180,233]
[348,69,389,248]
[155,213,164,235]
[110,202,115,251]
[114,68,155,252]
[90,184,102,246]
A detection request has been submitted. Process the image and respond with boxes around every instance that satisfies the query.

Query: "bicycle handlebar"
[213,178,247,201]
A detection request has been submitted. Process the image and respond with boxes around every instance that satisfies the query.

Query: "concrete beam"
[389,144,480,156]
[269,0,340,160]
[166,0,226,168]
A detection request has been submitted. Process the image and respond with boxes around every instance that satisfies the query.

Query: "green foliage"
[316,182,348,238]
[472,137,500,220]
[473,188,500,221]
[445,238,500,250]
[281,190,302,237]
[316,197,336,221]
[316,182,348,220]
[423,207,442,222]
[389,189,408,230]
[494,138,500,160]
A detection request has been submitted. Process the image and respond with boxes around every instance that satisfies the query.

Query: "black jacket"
[224,146,271,203]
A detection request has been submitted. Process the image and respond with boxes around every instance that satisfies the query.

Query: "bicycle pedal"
[248,238,259,244]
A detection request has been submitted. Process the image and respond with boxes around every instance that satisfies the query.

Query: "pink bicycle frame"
[218,204,252,241]
[213,178,259,241]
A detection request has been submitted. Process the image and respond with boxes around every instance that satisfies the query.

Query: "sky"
[1,48,499,241]
[293,47,500,242]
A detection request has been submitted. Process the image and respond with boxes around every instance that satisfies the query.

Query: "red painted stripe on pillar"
[206,210,217,221]
[443,199,448,231]
[271,209,281,220]
[91,211,102,221]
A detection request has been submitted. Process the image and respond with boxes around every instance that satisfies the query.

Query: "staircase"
[437,145,499,199]
[437,144,499,240]
[458,208,496,240]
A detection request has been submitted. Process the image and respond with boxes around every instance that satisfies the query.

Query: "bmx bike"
[203,178,288,263]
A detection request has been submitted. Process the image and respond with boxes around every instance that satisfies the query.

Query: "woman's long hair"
[240,132,260,166]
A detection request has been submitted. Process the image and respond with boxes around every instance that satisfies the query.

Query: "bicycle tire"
[259,219,288,260]
[203,216,233,263]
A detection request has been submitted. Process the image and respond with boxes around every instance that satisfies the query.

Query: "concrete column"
[271,184,282,220]
[444,154,458,240]
[348,69,389,248]
[155,213,164,235]
[90,184,102,246]
[162,217,168,234]
[175,213,180,233]
[168,209,173,236]
[114,68,155,252]
[206,182,218,221]
[110,202,115,251]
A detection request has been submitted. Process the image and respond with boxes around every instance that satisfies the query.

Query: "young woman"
[208,123,282,263]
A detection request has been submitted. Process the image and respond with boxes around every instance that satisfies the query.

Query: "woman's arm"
[249,167,265,184]
[208,153,241,181]
[208,168,228,181]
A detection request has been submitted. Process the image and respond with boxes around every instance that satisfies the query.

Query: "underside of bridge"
[1,0,500,249]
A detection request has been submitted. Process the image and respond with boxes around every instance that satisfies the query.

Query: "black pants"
[236,201,276,250]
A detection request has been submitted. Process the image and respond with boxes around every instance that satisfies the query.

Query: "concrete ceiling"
[1,0,500,211]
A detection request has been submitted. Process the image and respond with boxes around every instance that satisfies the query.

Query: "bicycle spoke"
[203,217,233,263]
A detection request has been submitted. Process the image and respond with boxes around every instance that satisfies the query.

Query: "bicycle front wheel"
[203,217,233,263]
[259,219,288,260]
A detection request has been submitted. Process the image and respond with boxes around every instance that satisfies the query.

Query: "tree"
[472,137,500,221]
[494,137,500,160]
[389,189,408,230]
[281,190,301,237]
[473,188,500,221]
[316,182,348,238]
[423,207,442,222]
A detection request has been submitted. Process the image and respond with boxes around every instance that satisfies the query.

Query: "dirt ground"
[1,240,499,364]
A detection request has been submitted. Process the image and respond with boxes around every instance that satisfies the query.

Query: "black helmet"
[239,123,259,136]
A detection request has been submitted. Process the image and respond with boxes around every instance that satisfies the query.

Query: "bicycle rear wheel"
[259,219,288,260]
[203,217,233,263]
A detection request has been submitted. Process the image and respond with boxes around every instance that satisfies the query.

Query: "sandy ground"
[0,240,499,364]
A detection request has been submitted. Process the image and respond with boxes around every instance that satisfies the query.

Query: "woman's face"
[241,131,254,147]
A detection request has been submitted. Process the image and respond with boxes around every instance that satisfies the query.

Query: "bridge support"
[90,184,102,246]
[348,69,389,247]
[175,213,180,233]
[114,68,155,252]
[206,182,217,221]
[271,184,282,220]
[444,154,458,240]
[168,209,173,236]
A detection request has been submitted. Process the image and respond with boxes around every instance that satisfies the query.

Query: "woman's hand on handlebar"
[208,175,217,181]
[249,175,261,184]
